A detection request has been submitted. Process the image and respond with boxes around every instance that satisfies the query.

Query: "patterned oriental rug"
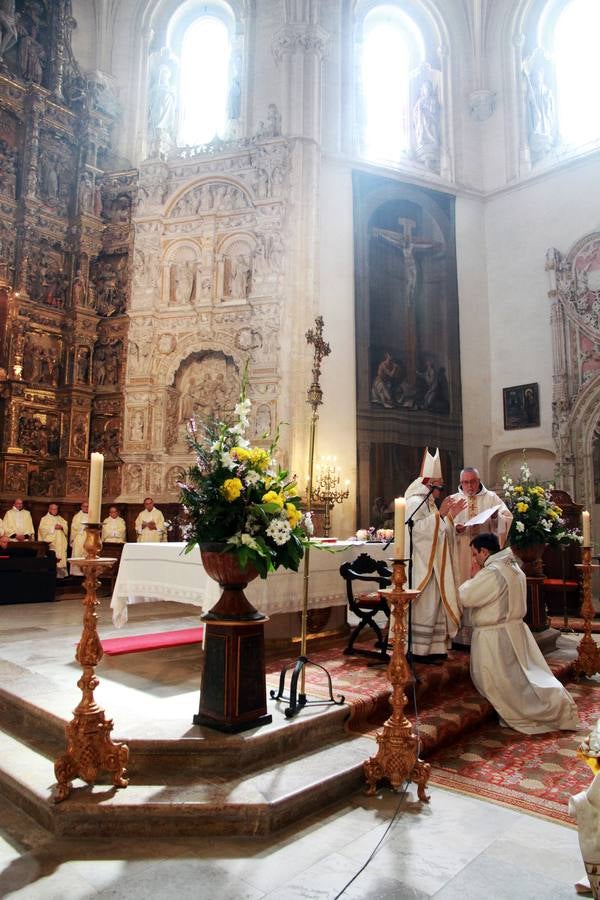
[549,616,600,634]
[427,680,599,826]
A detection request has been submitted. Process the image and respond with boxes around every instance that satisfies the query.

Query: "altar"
[110,541,391,643]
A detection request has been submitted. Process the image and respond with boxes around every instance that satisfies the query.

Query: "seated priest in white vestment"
[404,448,466,662]
[69,501,89,576]
[460,533,579,734]
[3,498,35,541]
[38,503,69,578]
[135,497,167,543]
[447,467,513,647]
[102,505,127,543]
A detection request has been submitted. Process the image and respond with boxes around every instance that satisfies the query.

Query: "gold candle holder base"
[364,560,431,801]
[53,524,129,803]
[575,548,600,679]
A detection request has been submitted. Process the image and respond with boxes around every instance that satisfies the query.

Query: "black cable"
[333,652,424,898]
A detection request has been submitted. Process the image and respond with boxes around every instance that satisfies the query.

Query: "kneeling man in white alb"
[459,532,579,734]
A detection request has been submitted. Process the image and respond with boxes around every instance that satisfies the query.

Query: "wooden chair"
[339,552,392,661]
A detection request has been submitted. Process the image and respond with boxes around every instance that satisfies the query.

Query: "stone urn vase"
[511,542,547,578]
[194,543,272,733]
[199,542,264,621]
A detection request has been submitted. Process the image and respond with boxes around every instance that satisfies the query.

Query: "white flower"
[356,529,369,541]
[245,515,261,535]
[516,521,525,533]
[541,519,552,531]
[240,533,259,550]
[235,399,252,420]
[266,519,291,546]
[245,470,260,485]
[220,450,235,469]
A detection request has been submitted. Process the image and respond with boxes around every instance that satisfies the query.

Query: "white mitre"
[405,447,443,500]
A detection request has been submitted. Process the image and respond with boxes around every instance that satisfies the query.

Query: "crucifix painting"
[352,171,463,527]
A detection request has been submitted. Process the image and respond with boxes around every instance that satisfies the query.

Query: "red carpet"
[427,679,598,825]
[101,627,204,655]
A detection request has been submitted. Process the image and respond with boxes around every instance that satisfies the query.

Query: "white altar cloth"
[110,541,391,627]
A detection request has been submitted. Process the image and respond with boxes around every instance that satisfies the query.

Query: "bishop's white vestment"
[69,510,89,576]
[102,515,127,543]
[405,481,460,656]
[135,507,166,543]
[38,513,69,576]
[447,485,513,645]
[3,507,35,540]
[460,547,579,734]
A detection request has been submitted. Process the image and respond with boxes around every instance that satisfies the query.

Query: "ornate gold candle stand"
[574,548,600,678]
[364,559,430,801]
[53,524,129,803]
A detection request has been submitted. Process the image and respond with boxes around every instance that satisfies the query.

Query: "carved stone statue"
[267,103,281,137]
[525,66,555,158]
[413,79,441,168]
[78,172,94,213]
[18,22,45,84]
[0,0,17,63]
[148,50,177,151]
[71,269,87,307]
[228,77,241,120]
[40,153,59,202]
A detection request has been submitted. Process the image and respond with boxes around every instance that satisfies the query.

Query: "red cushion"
[543,579,579,589]
[355,592,384,607]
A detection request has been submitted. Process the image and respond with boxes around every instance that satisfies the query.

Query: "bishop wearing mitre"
[3,498,35,541]
[404,448,466,661]
[134,497,167,543]
[38,502,69,578]
[102,505,127,543]
[69,501,89,576]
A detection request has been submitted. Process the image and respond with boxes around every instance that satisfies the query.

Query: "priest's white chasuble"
[3,507,35,539]
[102,516,127,543]
[135,507,166,543]
[70,510,89,576]
[38,513,69,574]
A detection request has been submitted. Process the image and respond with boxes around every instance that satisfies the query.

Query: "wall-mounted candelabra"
[312,457,350,537]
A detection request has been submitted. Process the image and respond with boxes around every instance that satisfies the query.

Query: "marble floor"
[0,597,590,899]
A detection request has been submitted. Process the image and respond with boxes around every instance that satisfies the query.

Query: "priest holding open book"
[447,467,512,647]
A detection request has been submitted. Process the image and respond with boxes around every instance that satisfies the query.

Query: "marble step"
[0,725,375,837]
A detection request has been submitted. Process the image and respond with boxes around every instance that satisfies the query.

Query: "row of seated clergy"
[0,498,127,579]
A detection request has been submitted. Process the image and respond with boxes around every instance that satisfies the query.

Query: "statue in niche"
[253,236,269,276]
[228,77,241,120]
[78,171,93,212]
[148,49,177,150]
[267,103,281,137]
[109,194,132,224]
[76,347,90,383]
[126,464,143,496]
[255,404,271,437]
[104,346,119,384]
[71,421,87,457]
[178,377,197,423]
[268,232,284,271]
[525,67,555,152]
[225,254,250,298]
[129,411,144,442]
[93,348,106,385]
[170,261,195,305]
[413,79,441,160]
[18,22,45,83]
[0,0,17,63]
[71,269,88,307]
[40,153,59,202]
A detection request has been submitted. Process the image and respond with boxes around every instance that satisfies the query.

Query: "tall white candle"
[394,497,406,559]
[88,452,104,523]
[582,510,591,548]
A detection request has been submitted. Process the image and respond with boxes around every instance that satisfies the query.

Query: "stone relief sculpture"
[129,410,145,442]
[18,22,45,83]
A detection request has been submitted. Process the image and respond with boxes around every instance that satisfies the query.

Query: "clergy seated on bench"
[339,553,391,661]
[0,534,57,604]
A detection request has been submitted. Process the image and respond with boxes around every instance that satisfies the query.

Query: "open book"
[463,504,502,527]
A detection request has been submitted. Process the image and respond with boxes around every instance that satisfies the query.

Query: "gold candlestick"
[53,524,129,803]
[364,559,430,800]
[575,547,600,678]
[312,459,350,538]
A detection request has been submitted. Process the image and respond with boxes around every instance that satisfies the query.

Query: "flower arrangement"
[355,527,394,542]
[502,459,582,549]
[178,374,306,578]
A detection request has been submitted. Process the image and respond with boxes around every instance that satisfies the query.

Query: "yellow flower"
[514,486,523,494]
[516,502,529,514]
[232,447,250,462]
[222,478,243,501]
[262,490,284,509]
[249,448,270,471]
[283,481,298,497]
[549,509,559,519]
[286,502,302,528]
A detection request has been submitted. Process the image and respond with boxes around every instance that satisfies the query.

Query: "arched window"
[177,14,232,146]
[552,0,600,147]
[358,6,425,164]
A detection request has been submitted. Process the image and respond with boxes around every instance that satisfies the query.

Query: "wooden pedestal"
[194,618,272,733]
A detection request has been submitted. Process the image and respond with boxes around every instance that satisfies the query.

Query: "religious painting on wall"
[353,171,463,527]
[503,382,540,430]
